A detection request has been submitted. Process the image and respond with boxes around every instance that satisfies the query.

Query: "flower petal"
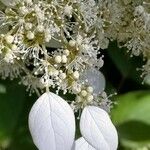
[80,106,118,150]
[75,137,96,150]
[29,92,75,150]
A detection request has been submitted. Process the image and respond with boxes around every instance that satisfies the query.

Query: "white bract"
[80,106,118,150]
[29,92,75,150]
[81,68,106,95]
[75,137,96,150]
[29,92,118,150]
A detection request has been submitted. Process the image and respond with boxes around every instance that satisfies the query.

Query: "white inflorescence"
[95,0,150,84]
[0,0,108,111]
[0,0,150,111]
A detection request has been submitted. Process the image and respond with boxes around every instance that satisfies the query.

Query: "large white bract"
[29,92,75,150]
[80,106,118,150]
[75,137,96,150]
[29,92,118,150]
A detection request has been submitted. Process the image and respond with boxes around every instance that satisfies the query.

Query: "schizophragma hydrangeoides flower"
[4,0,150,150]
[0,0,112,112]
[1,0,150,149]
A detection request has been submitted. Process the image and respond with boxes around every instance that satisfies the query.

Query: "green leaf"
[0,79,26,148]
[111,91,150,149]
[111,91,150,125]
[118,121,150,141]
[118,121,150,149]
[8,91,38,150]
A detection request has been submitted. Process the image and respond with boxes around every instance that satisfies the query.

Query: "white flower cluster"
[0,0,150,110]
[95,0,150,84]
[0,0,110,111]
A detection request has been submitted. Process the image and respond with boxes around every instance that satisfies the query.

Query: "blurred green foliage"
[111,91,150,150]
[0,80,37,150]
[0,42,149,150]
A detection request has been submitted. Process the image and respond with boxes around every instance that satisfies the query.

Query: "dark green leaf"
[0,79,26,147]
[108,42,143,83]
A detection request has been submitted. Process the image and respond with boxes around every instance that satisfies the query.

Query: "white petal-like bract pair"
[29,92,118,150]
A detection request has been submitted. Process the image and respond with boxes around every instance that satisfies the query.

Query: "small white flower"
[73,71,80,80]
[37,25,44,33]
[19,6,28,15]
[27,31,35,40]
[11,44,18,51]
[59,72,66,80]
[69,40,76,47]
[25,23,33,30]
[64,5,73,17]
[5,35,14,44]
[87,86,94,93]
[87,94,94,103]
[4,51,14,63]
[61,55,68,63]
[54,55,62,64]
[81,90,88,97]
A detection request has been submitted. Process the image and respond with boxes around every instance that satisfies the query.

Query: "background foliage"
[0,42,149,150]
